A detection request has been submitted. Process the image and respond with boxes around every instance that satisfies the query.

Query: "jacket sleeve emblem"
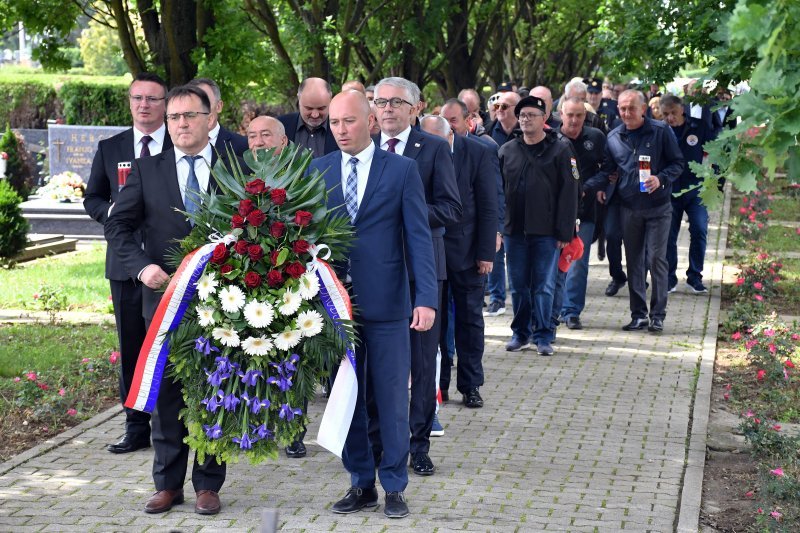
[570,157,580,180]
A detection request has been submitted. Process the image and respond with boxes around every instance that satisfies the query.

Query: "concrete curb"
[0,405,121,477]
[676,183,732,532]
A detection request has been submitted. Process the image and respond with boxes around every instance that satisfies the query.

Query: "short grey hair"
[420,115,451,137]
[564,79,587,98]
[619,89,647,105]
[188,78,221,102]
[375,77,421,105]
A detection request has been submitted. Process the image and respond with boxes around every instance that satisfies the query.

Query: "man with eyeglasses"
[84,72,173,457]
[499,96,579,356]
[105,85,246,516]
[369,76,461,478]
[278,77,339,158]
[485,91,521,146]
[187,78,248,157]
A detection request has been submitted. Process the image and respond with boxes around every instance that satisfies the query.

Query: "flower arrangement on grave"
[37,171,86,202]
[127,145,356,464]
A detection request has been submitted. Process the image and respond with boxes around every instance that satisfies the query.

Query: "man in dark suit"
[420,115,497,411]
[84,72,172,455]
[105,85,237,516]
[188,78,248,157]
[278,77,338,157]
[310,90,437,519]
[370,77,461,477]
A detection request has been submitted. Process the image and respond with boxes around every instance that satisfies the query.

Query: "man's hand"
[477,260,493,275]
[140,264,170,289]
[410,306,436,331]
[596,190,607,204]
[495,233,503,252]
[645,175,661,194]
[557,241,570,250]
[608,171,619,184]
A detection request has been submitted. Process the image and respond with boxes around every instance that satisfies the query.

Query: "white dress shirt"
[133,124,167,158]
[209,123,221,147]
[339,142,376,209]
[174,143,213,204]
[379,126,412,156]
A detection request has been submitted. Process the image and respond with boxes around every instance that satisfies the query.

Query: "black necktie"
[140,135,152,158]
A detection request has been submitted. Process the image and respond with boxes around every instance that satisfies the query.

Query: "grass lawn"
[0,245,112,312]
[0,322,118,378]
[763,225,800,253]
[769,197,800,222]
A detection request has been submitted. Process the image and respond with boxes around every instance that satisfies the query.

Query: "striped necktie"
[344,156,359,222]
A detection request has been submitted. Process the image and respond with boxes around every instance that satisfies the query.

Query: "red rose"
[244,271,262,288]
[220,264,234,275]
[238,199,255,216]
[247,209,267,227]
[293,239,310,254]
[267,270,284,287]
[245,179,266,195]
[269,221,286,238]
[247,244,264,261]
[285,261,306,279]
[210,243,228,264]
[294,210,313,226]
[270,188,287,205]
[231,213,245,229]
[234,240,249,256]
[270,250,281,265]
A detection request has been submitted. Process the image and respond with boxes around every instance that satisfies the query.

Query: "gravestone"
[48,125,126,179]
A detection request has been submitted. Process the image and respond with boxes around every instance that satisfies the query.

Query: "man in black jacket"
[187,78,248,157]
[500,96,579,356]
[278,77,338,157]
[84,72,172,455]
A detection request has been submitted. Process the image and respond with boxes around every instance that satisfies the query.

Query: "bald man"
[246,115,288,154]
[342,80,366,94]
[278,77,338,157]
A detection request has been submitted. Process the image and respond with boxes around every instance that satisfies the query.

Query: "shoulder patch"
[570,157,580,180]
[686,134,699,147]
[583,139,594,151]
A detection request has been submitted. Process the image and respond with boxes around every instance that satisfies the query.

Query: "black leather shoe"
[622,318,649,331]
[605,279,626,297]
[331,486,378,514]
[565,316,583,330]
[285,441,306,458]
[384,491,409,518]
[107,434,151,454]
[410,452,435,476]
[648,318,664,332]
[463,388,483,408]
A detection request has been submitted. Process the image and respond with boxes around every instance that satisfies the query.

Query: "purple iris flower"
[267,374,293,392]
[238,369,263,387]
[285,354,300,372]
[202,424,223,439]
[279,403,302,421]
[200,390,224,412]
[214,356,233,374]
[250,423,273,441]
[194,336,219,355]
[222,392,240,412]
[250,397,270,415]
[232,432,253,450]
[204,368,229,387]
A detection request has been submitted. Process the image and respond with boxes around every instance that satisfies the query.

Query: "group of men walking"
[84,70,720,519]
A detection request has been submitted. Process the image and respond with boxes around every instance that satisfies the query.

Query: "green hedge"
[60,82,129,126]
[0,81,59,129]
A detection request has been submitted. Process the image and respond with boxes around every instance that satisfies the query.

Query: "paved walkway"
[0,198,728,532]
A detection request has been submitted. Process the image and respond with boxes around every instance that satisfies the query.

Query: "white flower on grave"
[241,335,273,356]
[212,326,240,348]
[298,272,320,300]
[273,329,302,351]
[218,285,246,313]
[243,299,274,329]
[278,289,302,316]
[196,305,216,327]
[297,310,324,338]
[196,272,219,301]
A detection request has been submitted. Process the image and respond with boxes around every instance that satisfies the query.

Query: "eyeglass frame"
[165,111,211,122]
[129,94,166,104]
[517,111,545,121]
[493,103,511,111]
[373,97,414,109]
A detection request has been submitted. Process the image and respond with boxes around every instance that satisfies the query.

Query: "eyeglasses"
[130,95,165,104]
[518,112,544,121]
[166,111,211,122]
[374,97,414,108]
[493,103,511,111]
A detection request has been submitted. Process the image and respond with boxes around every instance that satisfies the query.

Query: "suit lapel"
[159,148,185,213]
[403,129,423,160]
[324,157,345,214]
[453,135,464,177]
[355,149,387,223]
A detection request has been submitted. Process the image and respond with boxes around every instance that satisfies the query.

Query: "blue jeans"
[505,234,560,344]
[487,243,506,304]
[560,221,595,319]
[667,190,709,287]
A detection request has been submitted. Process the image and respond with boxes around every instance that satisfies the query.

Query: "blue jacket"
[586,117,684,210]
[670,115,718,195]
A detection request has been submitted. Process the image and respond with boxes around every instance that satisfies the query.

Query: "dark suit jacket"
[444,135,498,272]
[215,125,248,157]
[372,128,461,280]
[309,148,437,322]
[104,148,240,320]
[84,128,174,281]
[278,112,339,156]
[467,132,504,233]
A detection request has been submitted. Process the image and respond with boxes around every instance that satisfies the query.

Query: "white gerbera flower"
[218,285,246,313]
[298,272,320,300]
[212,326,240,347]
[278,289,302,316]
[196,305,216,327]
[196,272,219,301]
[241,335,273,356]
[243,299,274,329]
[273,329,302,351]
[297,310,324,338]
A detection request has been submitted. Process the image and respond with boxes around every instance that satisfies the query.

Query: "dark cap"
[497,81,514,92]
[515,96,546,116]
[587,78,602,94]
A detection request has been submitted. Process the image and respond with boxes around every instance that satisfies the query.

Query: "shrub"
[733,252,784,302]
[0,179,29,263]
[59,82,129,126]
[0,81,59,129]
[0,125,36,199]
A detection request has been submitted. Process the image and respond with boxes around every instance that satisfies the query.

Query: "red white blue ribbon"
[310,245,357,457]
[125,235,236,413]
